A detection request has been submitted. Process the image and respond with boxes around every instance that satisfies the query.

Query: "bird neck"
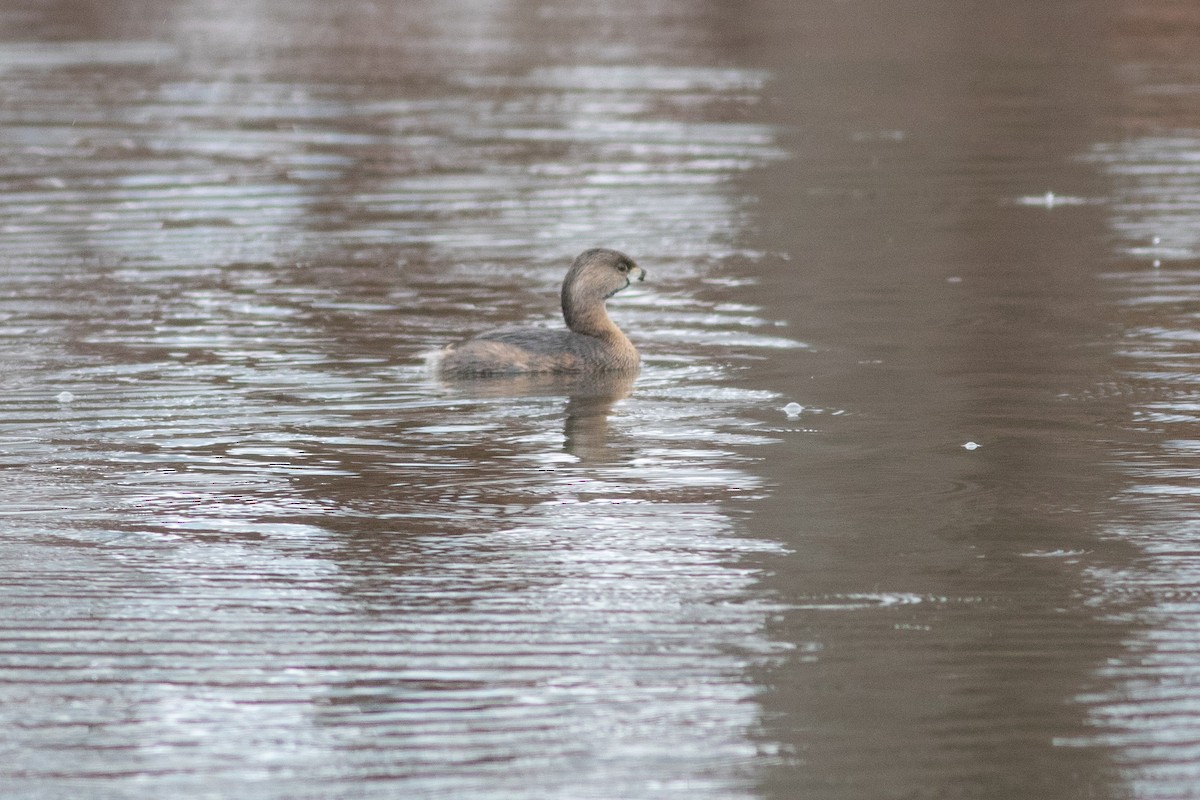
[563,299,622,340]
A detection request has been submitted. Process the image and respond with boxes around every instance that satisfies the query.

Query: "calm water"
[1,1,1199,798]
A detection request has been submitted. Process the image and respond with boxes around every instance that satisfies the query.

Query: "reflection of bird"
[438,248,645,376]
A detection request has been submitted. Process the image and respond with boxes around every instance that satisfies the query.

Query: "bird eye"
[617,263,629,273]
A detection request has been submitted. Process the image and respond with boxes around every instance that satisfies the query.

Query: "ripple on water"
[0,6,799,796]
[1065,114,1200,795]
[792,593,990,611]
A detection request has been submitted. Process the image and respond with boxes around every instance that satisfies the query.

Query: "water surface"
[2,1,1200,799]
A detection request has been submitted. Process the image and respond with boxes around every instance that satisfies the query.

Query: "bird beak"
[633,265,646,282]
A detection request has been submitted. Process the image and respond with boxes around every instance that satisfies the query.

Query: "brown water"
[1,1,1198,798]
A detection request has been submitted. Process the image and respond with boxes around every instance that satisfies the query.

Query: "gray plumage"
[438,248,645,377]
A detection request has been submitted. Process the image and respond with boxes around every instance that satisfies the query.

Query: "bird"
[437,248,645,376]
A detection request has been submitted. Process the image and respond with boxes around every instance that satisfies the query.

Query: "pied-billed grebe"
[438,248,645,376]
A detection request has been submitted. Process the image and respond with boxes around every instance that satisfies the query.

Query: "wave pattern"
[0,4,798,799]
[1072,128,1200,797]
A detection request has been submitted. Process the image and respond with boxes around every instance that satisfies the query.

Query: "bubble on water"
[783,402,804,418]
[962,441,981,451]
[55,391,75,404]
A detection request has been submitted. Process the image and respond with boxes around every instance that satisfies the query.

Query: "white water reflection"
[0,3,800,798]
[1072,122,1200,794]
[1089,135,1200,263]
[0,368,792,798]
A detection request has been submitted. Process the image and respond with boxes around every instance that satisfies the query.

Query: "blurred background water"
[1,1,1199,798]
